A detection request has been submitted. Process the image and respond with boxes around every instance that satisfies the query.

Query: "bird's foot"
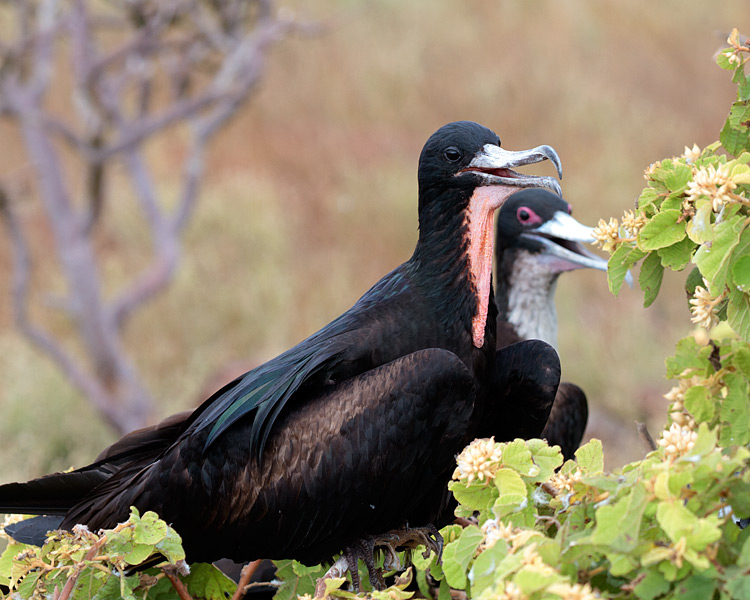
[373,523,444,565]
[316,525,443,596]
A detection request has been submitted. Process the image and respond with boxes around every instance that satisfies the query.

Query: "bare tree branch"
[109,150,180,328]
[0,186,125,431]
[0,0,298,434]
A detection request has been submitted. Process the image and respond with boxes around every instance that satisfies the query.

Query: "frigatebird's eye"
[444,147,462,162]
[516,206,543,225]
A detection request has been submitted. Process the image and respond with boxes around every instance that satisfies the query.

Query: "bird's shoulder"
[185,263,429,457]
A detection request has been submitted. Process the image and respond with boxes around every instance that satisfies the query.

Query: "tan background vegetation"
[0,1,747,485]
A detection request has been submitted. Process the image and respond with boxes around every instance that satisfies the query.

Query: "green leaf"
[272,560,324,600]
[525,439,563,482]
[731,161,750,183]
[500,440,534,475]
[673,574,717,600]
[664,162,693,192]
[633,569,670,600]
[0,542,25,586]
[683,385,714,422]
[726,573,750,600]
[720,372,750,446]
[590,482,648,552]
[291,560,326,577]
[685,265,704,297]
[608,244,645,296]
[665,336,712,378]
[655,501,719,546]
[639,251,664,307]
[638,209,687,250]
[184,563,237,600]
[437,578,452,600]
[661,193,684,212]
[154,529,185,565]
[512,565,564,594]
[731,345,750,378]
[123,542,155,566]
[739,534,750,569]
[637,187,661,212]
[693,216,744,295]
[448,480,496,515]
[493,468,528,507]
[133,511,168,545]
[716,49,736,70]
[574,439,604,474]
[468,543,508,596]
[609,552,639,576]
[721,100,750,155]
[688,422,717,457]
[441,525,483,589]
[658,235,695,270]
[728,287,750,343]
[16,570,42,599]
[733,256,750,292]
[686,200,714,244]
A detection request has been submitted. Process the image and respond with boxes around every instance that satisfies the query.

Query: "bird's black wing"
[541,382,589,460]
[476,339,561,442]
[182,268,412,460]
[50,348,476,564]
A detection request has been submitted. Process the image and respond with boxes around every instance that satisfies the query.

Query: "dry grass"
[0,0,746,484]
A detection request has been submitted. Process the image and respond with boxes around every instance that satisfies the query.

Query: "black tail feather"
[0,470,108,515]
[4,515,64,546]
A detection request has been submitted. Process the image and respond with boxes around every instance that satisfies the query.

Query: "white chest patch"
[506,252,560,348]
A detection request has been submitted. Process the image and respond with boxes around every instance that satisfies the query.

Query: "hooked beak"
[522,211,634,286]
[462,143,563,196]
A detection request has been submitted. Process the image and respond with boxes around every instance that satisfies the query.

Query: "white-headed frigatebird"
[0,121,563,588]
[485,188,608,459]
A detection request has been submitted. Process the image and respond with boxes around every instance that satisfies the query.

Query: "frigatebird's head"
[496,188,608,275]
[414,121,563,349]
[494,188,610,349]
[417,121,562,212]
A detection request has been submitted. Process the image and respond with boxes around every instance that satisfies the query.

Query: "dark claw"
[334,524,444,593]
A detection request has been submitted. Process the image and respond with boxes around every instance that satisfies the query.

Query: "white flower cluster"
[658,422,698,460]
[685,164,737,212]
[546,468,583,496]
[689,280,724,330]
[453,437,503,484]
[481,518,538,552]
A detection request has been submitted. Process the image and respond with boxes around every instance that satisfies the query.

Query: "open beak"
[462,143,563,196]
[522,211,633,286]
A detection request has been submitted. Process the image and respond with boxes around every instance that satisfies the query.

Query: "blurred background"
[0,0,747,487]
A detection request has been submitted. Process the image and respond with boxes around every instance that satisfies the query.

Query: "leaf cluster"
[423,435,750,600]
[0,508,236,600]
[604,30,750,332]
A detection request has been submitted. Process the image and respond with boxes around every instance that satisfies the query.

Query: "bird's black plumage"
[0,122,563,569]
[490,188,607,459]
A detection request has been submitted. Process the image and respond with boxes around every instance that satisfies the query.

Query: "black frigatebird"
[487,188,609,459]
[0,122,562,587]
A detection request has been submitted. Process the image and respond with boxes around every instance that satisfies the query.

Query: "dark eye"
[444,147,462,162]
[518,208,531,222]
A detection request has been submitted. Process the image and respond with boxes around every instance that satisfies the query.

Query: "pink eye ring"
[516,206,542,225]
